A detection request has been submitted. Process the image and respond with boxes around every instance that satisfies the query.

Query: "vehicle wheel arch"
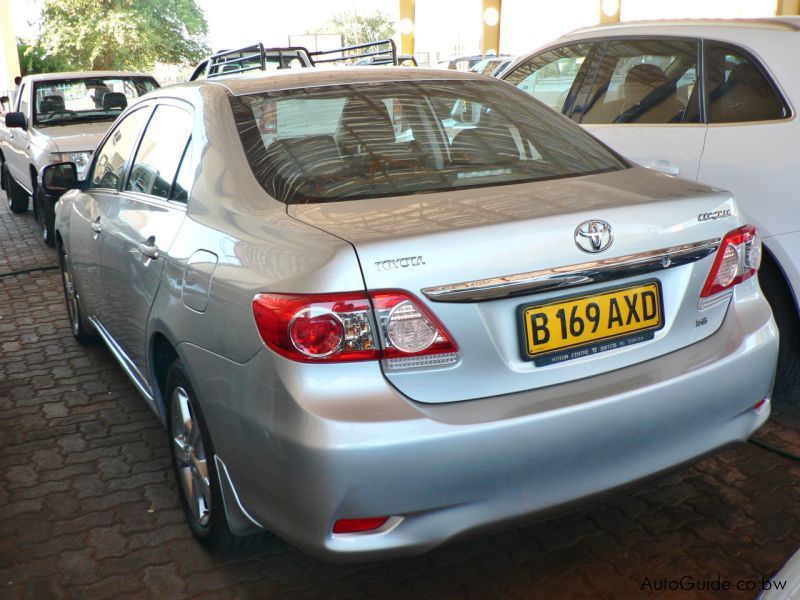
[759,244,800,316]
[150,331,181,425]
[758,244,800,393]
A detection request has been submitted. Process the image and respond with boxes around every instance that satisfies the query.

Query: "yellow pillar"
[481,0,502,57]
[777,0,800,14]
[0,0,21,91]
[398,0,415,56]
[599,0,621,24]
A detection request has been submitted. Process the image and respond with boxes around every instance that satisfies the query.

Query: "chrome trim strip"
[89,316,154,403]
[422,238,721,303]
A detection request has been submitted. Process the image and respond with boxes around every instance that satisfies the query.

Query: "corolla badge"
[575,219,613,253]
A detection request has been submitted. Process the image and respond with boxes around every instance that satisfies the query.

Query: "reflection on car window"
[125,105,193,199]
[705,42,788,124]
[169,138,194,203]
[90,108,150,190]
[580,39,700,125]
[33,77,158,126]
[504,44,592,112]
[230,81,626,204]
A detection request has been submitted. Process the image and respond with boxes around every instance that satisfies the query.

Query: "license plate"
[519,281,663,364]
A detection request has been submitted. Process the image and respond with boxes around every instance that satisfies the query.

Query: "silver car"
[48,68,777,560]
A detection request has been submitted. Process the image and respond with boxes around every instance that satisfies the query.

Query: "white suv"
[503,18,800,391]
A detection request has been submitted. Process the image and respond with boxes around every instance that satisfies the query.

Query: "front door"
[96,102,193,377]
[71,106,152,320]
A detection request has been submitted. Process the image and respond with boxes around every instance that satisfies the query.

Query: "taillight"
[700,225,761,304]
[252,290,458,368]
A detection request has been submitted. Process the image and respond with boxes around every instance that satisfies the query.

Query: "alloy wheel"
[171,386,211,527]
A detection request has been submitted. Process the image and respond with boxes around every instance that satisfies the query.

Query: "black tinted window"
[230,81,626,204]
[126,105,193,199]
[90,108,150,189]
[504,44,593,113]
[169,138,194,203]
[705,42,788,123]
[580,39,700,125]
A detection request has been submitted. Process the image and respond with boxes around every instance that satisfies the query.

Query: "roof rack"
[190,39,399,81]
[307,39,398,66]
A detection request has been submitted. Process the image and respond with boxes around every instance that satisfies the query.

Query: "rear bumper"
[180,289,777,561]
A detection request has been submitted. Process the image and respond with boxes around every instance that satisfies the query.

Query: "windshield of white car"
[230,80,628,204]
[33,77,158,126]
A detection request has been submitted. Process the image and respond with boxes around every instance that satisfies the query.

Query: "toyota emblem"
[575,220,613,253]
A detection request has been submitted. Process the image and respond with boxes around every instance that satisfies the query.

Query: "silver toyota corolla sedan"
[47,67,777,560]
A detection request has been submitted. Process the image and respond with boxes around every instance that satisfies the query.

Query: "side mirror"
[42,162,78,195]
[5,111,26,129]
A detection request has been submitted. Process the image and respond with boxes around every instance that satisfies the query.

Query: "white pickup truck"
[0,71,158,245]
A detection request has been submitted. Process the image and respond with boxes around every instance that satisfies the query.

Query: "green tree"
[37,0,209,71]
[327,10,395,47]
[17,40,71,76]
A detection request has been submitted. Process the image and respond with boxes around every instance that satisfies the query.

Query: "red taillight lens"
[700,225,761,301]
[253,293,379,363]
[332,516,389,534]
[252,290,458,366]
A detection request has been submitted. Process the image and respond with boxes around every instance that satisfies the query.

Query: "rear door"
[696,40,794,239]
[97,101,193,376]
[576,38,707,179]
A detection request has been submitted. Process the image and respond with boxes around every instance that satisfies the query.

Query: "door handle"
[645,160,680,176]
[137,236,160,260]
[90,218,102,234]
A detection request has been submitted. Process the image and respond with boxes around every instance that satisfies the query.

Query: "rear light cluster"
[700,225,761,306]
[252,290,458,370]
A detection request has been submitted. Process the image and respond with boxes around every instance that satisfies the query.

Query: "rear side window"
[230,81,627,204]
[704,42,788,123]
[90,108,150,190]
[125,104,193,199]
[579,39,700,125]
[503,44,593,113]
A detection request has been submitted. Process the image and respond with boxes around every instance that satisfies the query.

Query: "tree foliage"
[37,0,210,71]
[327,11,395,47]
[17,40,71,76]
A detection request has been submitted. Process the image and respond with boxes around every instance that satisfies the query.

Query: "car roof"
[202,66,489,96]
[564,17,800,38]
[21,71,156,83]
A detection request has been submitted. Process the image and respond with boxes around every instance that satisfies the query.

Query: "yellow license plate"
[520,281,663,361]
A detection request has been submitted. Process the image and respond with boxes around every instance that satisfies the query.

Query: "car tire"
[166,361,261,553]
[759,262,800,396]
[36,186,56,247]
[0,159,6,191]
[58,244,97,344]
[4,165,30,214]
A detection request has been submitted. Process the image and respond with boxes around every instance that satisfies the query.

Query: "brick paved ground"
[1,191,799,599]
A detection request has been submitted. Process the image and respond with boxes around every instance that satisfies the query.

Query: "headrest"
[336,97,396,151]
[39,95,65,113]
[727,63,770,95]
[625,64,668,88]
[102,92,128,110]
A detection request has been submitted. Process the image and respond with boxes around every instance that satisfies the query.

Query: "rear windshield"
[230,80,627,204]
[33,77,158,126]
